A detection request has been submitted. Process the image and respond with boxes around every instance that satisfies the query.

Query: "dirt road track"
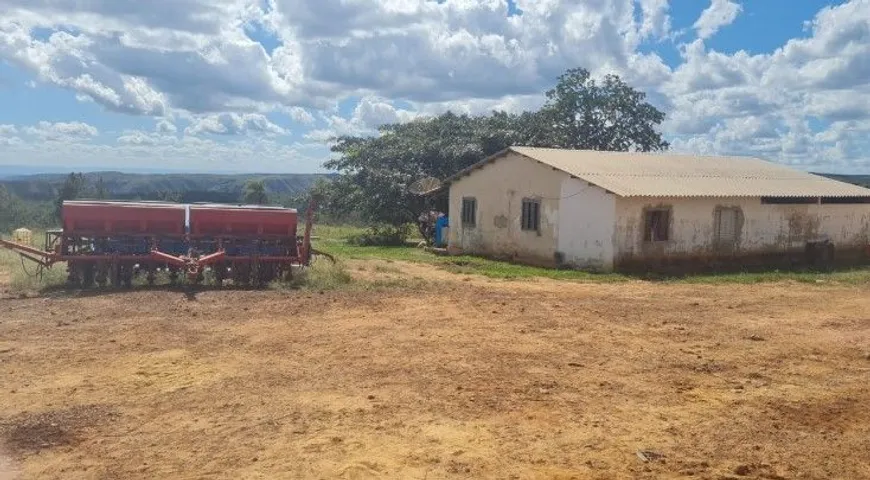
[1,261,869,479]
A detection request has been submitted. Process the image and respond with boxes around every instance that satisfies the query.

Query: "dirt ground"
[1,260,869,480]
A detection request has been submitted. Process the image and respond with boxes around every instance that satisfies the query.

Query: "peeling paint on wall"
[616,196,870,271]
[786,211,822,241]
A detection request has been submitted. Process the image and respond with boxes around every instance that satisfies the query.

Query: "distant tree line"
[1,174,304,234]
[0,185,55,232]
[50,175,282,210]
[1,172,327,204]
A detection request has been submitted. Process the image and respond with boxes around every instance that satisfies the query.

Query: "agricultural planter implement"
[0,200,332,288]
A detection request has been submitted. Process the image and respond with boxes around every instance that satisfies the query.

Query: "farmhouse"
[442,146,870,272]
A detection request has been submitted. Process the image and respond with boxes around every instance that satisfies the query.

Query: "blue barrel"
[434,215,448,247]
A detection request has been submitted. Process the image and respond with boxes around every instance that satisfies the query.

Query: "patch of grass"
[311,224,367,243]
[0,239,67,294]
[359,277,431,291]
[312,223,424,246]
[318,243,439,263]
[373,264,403,274]
[438,256,629,281]
[0,229,66,293]
[9,265,68,293]
[273,259,354,291]
[316,227,870,286]
[271,258,433,293]
[347,224,414,247]
[319,242,628,282]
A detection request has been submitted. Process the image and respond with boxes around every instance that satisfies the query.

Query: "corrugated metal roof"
[458,146,870,198]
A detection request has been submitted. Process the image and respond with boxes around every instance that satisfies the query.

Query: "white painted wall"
[614,196,870,263]
[556,177,616,271]
[447,152,565,265]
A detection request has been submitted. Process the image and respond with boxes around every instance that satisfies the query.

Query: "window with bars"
[461,197,477,227]
[521,198,541,232]
[643,208,670,242]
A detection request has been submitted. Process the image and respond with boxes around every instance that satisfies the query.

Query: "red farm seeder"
[0,200,331,288]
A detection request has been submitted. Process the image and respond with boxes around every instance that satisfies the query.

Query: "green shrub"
[275,259,353,291]
[346,224,413,247]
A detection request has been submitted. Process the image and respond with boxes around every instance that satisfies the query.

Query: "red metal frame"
[188,205,298,237]
[0,238,53,260]
[1,199,319,286]
[63,201,186,235]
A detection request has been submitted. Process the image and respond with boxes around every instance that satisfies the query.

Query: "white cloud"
[286,106,315,125]
[0,0,670,112]
[22,121,98,141]
[305,96,419,142]
[0,124,22,146]
[185,113,286,136]
[117,129,172,146]
[660,0,870,170]
[353,96,417,128]
[2,130,329,172]
[413,94,547,118]
[637,0,672,40]
[303,115,368,143]
[694,0,742,40]
[0,0,868,172]
[0,0,305,116]
[115,133,154,146]
[155,119,178,134]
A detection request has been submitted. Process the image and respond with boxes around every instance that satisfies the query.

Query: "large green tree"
[539,68,669,152]
[54,172,88,220]
[321,67,668,233]
[242,180,269,205]
[324,111,536,228]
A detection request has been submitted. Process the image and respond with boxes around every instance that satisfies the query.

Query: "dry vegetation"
[1,255,869,479]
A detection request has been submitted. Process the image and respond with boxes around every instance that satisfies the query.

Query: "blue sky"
[0,0,868,174]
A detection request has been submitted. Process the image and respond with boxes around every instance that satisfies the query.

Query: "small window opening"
[521,198,541,231]
[715,207,740,244]
[644,209,670,242]
[461,197,477,227]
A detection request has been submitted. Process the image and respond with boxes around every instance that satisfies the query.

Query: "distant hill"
[817,174,870,188]
[2,170,866,206]
[0,171,334,204]
[0,165,194,178]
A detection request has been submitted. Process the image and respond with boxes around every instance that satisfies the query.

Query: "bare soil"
[1,260,869,479]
